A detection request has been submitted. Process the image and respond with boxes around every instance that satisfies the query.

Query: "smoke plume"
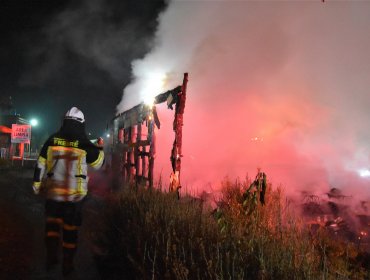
[118,1,370,201]
[17,0,166,135]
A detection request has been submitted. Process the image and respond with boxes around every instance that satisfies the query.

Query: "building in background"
[0,96,32,160]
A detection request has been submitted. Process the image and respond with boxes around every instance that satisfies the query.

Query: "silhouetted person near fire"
[32,107,104,276]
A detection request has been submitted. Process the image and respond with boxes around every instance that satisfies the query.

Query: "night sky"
[0,0,166,138]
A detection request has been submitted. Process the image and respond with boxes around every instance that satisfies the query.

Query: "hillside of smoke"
[118,1,370,201]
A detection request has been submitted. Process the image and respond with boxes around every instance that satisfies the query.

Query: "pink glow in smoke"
[118,1,370,199]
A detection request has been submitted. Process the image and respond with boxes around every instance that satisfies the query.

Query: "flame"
[358,231,367,240]
[142,72,167,106]
[360,230,368,236]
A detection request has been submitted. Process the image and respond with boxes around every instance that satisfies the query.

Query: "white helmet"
[64,107,85,123]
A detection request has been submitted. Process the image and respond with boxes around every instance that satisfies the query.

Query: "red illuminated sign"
[11,124,31,144]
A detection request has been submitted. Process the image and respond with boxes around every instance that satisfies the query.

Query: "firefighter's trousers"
[44,199,84,269]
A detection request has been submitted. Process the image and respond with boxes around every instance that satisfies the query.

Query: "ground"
[0,162,103,280]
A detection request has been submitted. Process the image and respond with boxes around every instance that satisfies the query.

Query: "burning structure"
[109,73,188,196]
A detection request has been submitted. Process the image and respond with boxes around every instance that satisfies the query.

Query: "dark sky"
[0,0,166,138]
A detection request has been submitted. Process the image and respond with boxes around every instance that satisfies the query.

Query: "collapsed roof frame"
[111,73,188,197]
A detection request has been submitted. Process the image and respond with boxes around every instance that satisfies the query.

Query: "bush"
[0,158,10,169]
[85,178,369,280]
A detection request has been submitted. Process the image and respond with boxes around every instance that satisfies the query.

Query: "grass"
[0,158,11,169]
[85,177,370,280]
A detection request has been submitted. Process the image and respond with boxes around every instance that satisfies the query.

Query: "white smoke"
[117,0,370,200]
[116,1,219,112]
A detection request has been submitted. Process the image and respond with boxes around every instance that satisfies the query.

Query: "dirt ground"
[0,162,103,280]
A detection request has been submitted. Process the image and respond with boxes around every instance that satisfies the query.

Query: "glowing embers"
[359,230,368,240]
[142,73,168,106]
[358,169,370,178]
[250,136,264,142]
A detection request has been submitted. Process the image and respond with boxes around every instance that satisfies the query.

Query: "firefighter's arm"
[32,138,51,194]
[33,156,46,194]
[90,150,104,170]
[86,140,105,170]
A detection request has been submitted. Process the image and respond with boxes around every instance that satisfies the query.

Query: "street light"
[29,118,39,157]
[30,119,38,127]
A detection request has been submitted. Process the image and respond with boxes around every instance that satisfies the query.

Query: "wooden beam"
[169,73,188,198]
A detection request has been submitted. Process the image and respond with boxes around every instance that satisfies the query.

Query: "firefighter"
[32,107,104,276]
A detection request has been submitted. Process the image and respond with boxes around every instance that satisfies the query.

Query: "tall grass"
[0,158,10,169]
[85,178,369,279]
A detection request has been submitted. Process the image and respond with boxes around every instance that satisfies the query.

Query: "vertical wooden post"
[169,73,188,198]
[148,157,154,188]
[142,145,147,186]
[122,129,126,183]
[148,119,155,188]
[135,124,142,185]
[118,128,124,143]
[124,128,130,183]
[129,126,136,182]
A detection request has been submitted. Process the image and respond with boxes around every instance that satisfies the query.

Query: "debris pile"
[301,188,370,251]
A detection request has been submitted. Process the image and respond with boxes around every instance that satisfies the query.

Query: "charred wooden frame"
[111,73,188,195]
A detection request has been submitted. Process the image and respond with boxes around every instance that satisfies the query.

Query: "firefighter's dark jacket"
[33,119,104,201]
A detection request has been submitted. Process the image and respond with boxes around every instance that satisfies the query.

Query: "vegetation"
[86,178,370,279]
[0,158,10,169]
